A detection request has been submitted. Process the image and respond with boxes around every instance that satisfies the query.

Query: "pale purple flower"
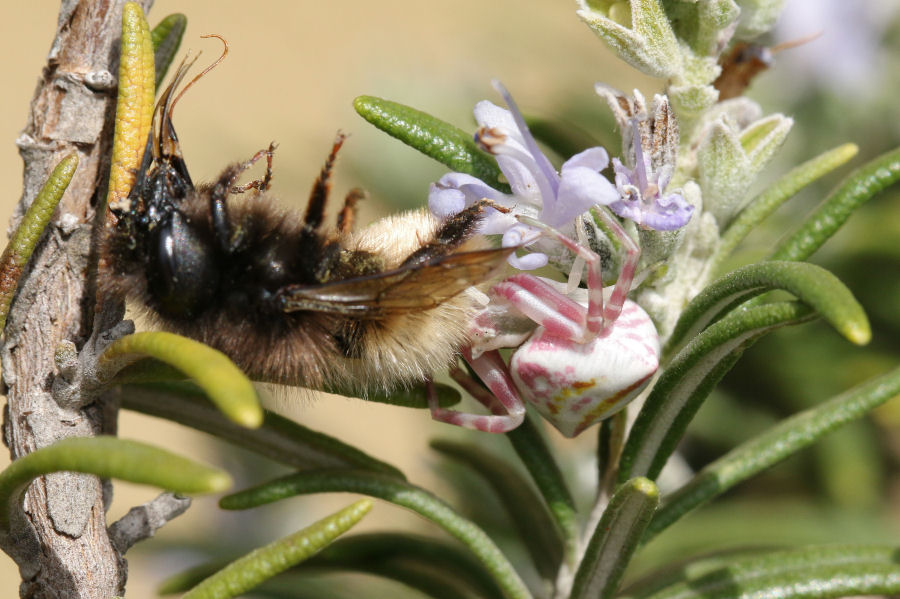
[608,121,693,231]
[429,81,619,270]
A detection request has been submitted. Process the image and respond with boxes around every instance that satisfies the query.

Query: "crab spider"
[428,209,660,437]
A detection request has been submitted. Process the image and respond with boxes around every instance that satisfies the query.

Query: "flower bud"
[577,0,682,79]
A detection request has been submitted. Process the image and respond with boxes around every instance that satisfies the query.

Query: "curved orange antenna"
[771,31,822,54]
[167,34,229,121]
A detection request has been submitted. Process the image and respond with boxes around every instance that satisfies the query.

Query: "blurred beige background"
[0,1,648,596]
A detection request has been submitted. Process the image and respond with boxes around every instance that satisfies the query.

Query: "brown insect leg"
[336,188,366,234]
[305,132,347,229]
[230,142,278,194]
[401,199,507,267]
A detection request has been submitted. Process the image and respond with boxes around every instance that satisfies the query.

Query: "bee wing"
[279,247,512,317]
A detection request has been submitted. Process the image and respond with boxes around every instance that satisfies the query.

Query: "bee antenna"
[167,34,229,122]
[770,31,821,54]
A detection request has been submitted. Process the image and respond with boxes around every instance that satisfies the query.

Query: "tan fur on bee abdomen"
[332,209,490,392]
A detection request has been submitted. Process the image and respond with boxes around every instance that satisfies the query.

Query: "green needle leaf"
[354,95,508,192]
[99,332,262,428]
[108,2,155,211]
[646,364,900,541]
[111,357,461,409]
[304,533,506,599]
[151,13,187,89]
[0,154,77,331]
[0,436,231,531]
[570,477,659,599]
[621,544,900,599]
[159,533,506,599]
[665,261,870,358]
[713,143,858,271]
[506,415,578,564]
[524,115,604,159]
[220,469,532,599]
[182,499,372,599]
[431,439,563,580]
[620,302,815,483]
[327,381,461,409]
[771,145,900,262]
[120,381,404,478]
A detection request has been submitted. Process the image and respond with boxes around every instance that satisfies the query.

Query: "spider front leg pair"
[429,209,660,437]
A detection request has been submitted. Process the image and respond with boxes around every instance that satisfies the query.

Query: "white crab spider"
[429,209,660,437]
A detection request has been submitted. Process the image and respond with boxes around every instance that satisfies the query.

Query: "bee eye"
[149,212,219,318]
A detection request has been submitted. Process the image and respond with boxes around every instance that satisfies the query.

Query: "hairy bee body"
[102,194,491,393]
[101,58,511,396]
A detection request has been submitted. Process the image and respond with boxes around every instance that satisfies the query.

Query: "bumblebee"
[101,59,511,394]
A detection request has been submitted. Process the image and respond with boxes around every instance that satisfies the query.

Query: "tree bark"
[1,0,152,596]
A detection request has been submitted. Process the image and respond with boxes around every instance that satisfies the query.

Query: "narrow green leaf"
[158,559,229,595]
[714,144,858,271]
[159,533,506,599]
[150,13,187,89]
[327,382,461,409]
[646,364,900,541]
[665,261,870,358]
[304,533,506,599]
[771,145,900,262]
[524,115,603,159]
[220,469,532,599]
[598,409,627,491]
[431,439,563,580]
[303,563,474,599]
[108,2,154,211]
[622,544,900,599]
[183,499,372,599]
[0,154,77,331]
[506,415,578,563]
[571,477,659,599]
[109,357,185,383]
[0,436,231,531]
[120,382,404,478]
[99,332,263,428]
[354,95,508,191]
[620,302,815,482]
[111,357,461,409]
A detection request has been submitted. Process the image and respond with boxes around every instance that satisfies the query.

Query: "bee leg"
[304,132,347,229]
[401,199,504,267]
[336,188,366,234]
[426,348,525,433]
[230,142,277,194]
[209,143,280,253]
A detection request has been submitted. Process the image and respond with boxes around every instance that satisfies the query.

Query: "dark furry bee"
[101,58,512,394]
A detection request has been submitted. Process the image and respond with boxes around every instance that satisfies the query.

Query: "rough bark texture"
[1,1,152,596]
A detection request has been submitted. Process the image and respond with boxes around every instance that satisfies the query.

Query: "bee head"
[120,36,230,231]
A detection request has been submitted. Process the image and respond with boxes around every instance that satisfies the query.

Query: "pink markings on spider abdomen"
[509,299,660,437]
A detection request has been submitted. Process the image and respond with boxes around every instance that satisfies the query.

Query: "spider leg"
[230,142,277,193]
[492,274,588,340]
[515,211,639,337]
[592,208,639,329]
[427,348,525,433]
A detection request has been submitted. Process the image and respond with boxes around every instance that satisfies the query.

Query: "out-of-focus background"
[1,1,899,597]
